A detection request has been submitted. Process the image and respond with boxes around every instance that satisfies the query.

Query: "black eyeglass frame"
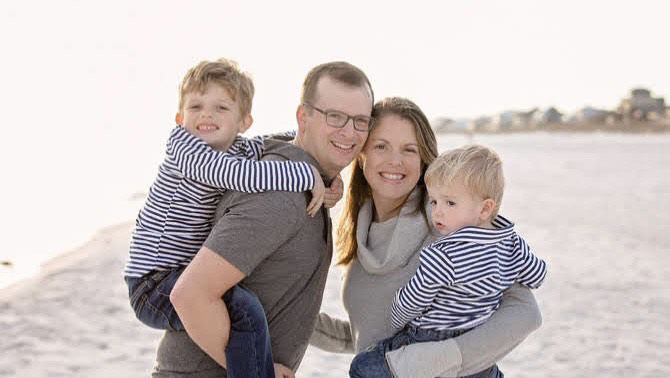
[303,101,374,132]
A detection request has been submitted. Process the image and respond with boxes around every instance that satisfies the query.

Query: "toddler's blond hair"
[424,144,505,219]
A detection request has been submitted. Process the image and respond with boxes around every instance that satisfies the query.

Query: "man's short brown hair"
[300,61,373,106]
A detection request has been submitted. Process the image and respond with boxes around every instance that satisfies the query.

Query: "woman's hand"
[273,362,295,378]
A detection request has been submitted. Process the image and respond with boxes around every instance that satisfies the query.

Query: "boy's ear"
[240,114,253,133]
[480,198,496,221]
[175,113,183,126]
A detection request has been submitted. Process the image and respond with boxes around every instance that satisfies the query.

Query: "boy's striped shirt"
[123,126,315,278]
[391,215,547,331]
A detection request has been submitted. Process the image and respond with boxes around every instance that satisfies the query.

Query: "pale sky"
[0,0,669,270]
[3,1,668,131]
[1,0,668,217]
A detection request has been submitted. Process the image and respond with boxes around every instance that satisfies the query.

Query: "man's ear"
[240,114,253,133]
[296,104,307,136]
[175,113,183,126]
[480,198,496,222]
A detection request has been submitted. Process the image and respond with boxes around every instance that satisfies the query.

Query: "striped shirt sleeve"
[514,237,547,289]
[232,134,265,160]
[167,127,315,193]
[391,245,455,330]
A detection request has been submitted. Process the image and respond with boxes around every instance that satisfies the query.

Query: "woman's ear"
[480,198,496,222]
[175,113,183,126]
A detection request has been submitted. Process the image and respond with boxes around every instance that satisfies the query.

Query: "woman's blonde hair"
[424,144,505,219]
[336,97,438,265]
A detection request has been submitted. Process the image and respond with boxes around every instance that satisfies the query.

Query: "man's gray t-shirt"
[153,140,333,376]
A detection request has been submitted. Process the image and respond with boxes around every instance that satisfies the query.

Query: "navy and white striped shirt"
[123,126,315,278]
[391,215,547,331]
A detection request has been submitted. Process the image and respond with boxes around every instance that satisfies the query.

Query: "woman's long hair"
[336,97,438,265]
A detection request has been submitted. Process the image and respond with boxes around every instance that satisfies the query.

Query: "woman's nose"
[388,151,403,166]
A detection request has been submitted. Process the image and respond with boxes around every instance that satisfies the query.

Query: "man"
[152,61,375,377]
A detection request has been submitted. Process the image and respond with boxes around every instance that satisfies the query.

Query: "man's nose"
[338,118,357,137]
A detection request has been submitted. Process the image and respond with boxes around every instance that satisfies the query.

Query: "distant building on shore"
[617,88,666,121]
[431,87,668,133]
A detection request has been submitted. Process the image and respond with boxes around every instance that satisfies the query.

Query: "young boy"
[123,58,336,377]
[349,144,547,378]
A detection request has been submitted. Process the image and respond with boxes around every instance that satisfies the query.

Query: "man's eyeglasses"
[303,102,374,132]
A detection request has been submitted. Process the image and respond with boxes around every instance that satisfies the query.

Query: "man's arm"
[170,189,305,368]
[385,284,542,378]
[170,246,245,368]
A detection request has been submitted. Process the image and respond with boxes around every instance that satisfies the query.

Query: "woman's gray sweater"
[310,188,542,378]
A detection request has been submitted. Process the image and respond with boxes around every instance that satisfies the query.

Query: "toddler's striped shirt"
[391,215,547,331]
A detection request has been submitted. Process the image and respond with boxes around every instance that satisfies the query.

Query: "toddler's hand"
[306,165,325,217]
[324,174,344,209]
[273,362,295,378]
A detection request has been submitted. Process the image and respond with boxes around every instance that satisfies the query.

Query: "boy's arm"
[239,133,325,216]
[323,174,343,209]
[515,237,548,289]
[309,312,354,353]
[391,246,450,330]
[385,284,542,378]
[167,127,315,194]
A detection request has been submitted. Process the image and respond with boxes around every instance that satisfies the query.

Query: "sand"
[1,132,668,377]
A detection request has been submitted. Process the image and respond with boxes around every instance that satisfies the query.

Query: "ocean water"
[2,131,669,291]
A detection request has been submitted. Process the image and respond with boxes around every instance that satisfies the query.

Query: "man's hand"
[306,165,325,217]
[273,362,295,378]
[323,174,344,209]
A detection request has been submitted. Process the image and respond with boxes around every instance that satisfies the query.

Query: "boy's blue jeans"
[125,268,274,378]
[349,324,503,378]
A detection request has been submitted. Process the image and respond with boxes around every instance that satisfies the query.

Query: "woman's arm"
[385,284,542,378]
[309,312,354,354]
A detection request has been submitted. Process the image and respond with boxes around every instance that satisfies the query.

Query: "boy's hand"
[273,362,295,378]
[306,165,325,217]
[324,174,344,209]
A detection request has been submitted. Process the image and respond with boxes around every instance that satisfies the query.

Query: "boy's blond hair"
[424,144,505,219]
[178,58,255,116]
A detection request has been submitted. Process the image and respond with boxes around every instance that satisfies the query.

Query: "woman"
[310,97,542,378]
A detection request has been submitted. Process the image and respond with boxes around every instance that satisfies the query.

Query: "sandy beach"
[1,132,668,378]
